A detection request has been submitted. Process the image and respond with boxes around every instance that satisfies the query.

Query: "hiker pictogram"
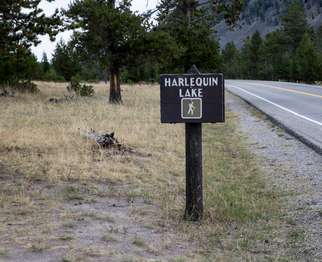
[181,98,202,119]
[188,101,195,115]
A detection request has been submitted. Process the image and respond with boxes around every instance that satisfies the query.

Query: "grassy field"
[0,82,298,261]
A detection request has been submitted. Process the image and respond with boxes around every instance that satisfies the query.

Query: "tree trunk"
[109,68,122,104]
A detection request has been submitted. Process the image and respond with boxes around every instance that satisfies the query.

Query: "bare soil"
[0,163,196,262]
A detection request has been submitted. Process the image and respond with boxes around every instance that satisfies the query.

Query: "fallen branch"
[80,129,152,158]
[80,129,121,149]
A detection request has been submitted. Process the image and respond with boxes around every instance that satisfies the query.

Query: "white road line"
[228,85,322,127]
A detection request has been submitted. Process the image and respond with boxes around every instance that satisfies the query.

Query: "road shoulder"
[228,93,322,261]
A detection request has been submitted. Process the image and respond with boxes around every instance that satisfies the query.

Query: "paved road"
[226,80,322,154]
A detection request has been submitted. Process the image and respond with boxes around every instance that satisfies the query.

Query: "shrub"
[68,77,95,97]
[79,84,95,97]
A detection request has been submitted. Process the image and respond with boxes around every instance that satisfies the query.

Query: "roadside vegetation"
[0,82,302,260]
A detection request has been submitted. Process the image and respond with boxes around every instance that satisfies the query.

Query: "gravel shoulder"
[227,92,322,261]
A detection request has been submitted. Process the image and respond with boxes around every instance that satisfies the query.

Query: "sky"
[31,0,158,61]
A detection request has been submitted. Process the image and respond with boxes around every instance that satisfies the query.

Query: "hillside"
[216,0,322,48]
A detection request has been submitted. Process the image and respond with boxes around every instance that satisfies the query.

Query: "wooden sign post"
[185,120,203,220]
[160,65,225,221]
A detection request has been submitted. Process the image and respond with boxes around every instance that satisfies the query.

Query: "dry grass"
[0,81,180,185]
[0,81,297,261]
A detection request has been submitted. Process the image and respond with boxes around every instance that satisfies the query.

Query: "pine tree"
[41,53,50,74]
[222,42,241,79]
[0,0,61,86]
[52,40,81,82]
[293,33,320,83]
[281,0,309,52]
[314,25,322,52]
[157,0,243,27]
[240,32,263,79]
[65,0,145,104]
[155,0,243,73]
[260,30,291,81]
[123,30,181,82]
[249,31,263,79]
[247,1,312,81]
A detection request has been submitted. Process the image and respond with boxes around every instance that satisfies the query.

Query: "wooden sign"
[160,73,225,123]
[160,66,225,221]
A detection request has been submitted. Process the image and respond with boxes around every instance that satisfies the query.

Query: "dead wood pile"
[80,129,122,149]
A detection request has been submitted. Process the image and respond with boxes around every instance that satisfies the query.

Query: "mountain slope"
[216,0,322,48]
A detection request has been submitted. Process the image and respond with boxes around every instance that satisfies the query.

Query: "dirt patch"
[0,164,197,262]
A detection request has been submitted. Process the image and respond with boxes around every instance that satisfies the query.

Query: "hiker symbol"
[181,98,202,119]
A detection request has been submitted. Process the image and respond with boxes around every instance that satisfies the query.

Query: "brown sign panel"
[160,74,225,123]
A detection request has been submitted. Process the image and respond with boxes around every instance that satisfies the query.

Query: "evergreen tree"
[41,53,50,74]
[52,40,81,82]
[293,33,320,83]
[0,0,61,86]
[155,0,242,73]
[314,25,322,52]
[157,0,243,28]
[258,1,311,81]
[173,21,222,72]
[14,47,39,83]
[260,30,291,81]
[249,31,263,79]
[240,32,263,79]
[123,30,181,82]
[281,0,309,52]
[65,0,146,103]
[222,42,241,79]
